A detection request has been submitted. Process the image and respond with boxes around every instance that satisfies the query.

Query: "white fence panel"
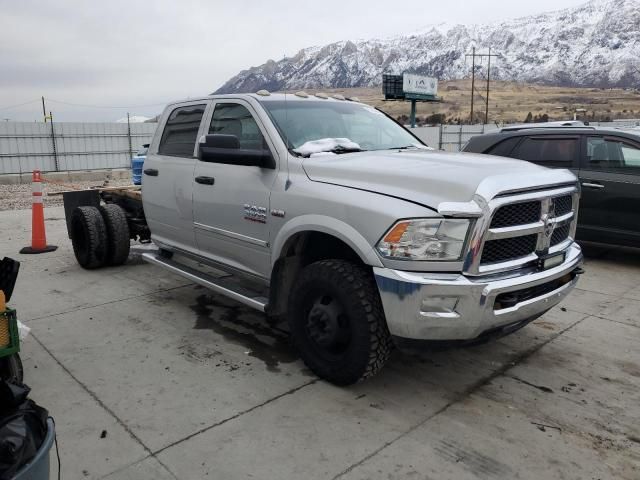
[410,126,440,147]
[410,124,500,152]
[0,121,157,174]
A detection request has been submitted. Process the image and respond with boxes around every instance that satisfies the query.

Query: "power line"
[46,99,169,109]
[465,48,499,124]
[0,99,41,111]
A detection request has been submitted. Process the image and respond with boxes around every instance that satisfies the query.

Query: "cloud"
[0,0,587,121]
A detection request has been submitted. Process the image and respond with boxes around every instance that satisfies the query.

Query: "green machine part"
[0,308,20,358]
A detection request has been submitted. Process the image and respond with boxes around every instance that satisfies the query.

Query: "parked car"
[131,144,149,185]
[464,126,640,248]
[62,93,583,385]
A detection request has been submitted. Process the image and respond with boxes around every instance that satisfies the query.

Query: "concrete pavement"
[2,206,639,479]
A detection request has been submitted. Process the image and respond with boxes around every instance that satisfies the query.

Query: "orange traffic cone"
[19,170,58,254]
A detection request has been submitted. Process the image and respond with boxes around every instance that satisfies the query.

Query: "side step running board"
[142,252,268,312]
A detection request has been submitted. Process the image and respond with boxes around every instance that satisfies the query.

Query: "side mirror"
[199,134,275,169]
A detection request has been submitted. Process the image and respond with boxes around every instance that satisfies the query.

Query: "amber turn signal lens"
[383,222,410,243]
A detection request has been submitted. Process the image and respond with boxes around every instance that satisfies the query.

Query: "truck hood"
[302,149,576,210]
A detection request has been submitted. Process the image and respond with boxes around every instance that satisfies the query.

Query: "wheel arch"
[271,215,383,269]
[267,216,383,318]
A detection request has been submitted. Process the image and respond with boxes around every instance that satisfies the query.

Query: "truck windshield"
[261,100,425,156]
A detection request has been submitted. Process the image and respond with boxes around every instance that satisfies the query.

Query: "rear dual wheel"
[99,204,130,266]
[70,205,130,269]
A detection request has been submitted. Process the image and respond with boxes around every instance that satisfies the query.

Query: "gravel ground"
[0,177,134,211]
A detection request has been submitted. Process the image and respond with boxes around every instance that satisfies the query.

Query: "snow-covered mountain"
[215,0,640,93]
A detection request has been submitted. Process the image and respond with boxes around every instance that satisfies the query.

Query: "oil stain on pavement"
[190,294,298,373]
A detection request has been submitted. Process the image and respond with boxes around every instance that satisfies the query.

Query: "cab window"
[513,137,578,168]
[586,136,640,170]
[158,105,206,157]
[209,103,266,151]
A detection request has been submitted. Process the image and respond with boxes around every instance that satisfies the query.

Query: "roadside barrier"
[19,170,58,254]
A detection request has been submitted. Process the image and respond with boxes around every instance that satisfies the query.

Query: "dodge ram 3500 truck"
[62,92,583,385]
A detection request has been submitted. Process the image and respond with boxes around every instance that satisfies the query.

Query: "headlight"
[376,219,470,261]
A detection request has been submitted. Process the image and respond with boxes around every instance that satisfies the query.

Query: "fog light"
[420,296,459,314]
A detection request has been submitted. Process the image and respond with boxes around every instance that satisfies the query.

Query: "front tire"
[288,259,392,385]
[70,206,108,269]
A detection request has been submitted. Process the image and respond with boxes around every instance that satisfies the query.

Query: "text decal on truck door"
[244,204,267,223]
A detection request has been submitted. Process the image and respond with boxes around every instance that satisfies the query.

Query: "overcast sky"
[0,0,587,122]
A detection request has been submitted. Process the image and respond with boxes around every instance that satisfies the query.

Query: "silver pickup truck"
[62,92,583,385]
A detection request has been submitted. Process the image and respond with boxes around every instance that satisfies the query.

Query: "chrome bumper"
[374,243,583,341]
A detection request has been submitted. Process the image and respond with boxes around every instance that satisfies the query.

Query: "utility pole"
[485,47,491,125]
[465,48,499,124]
[127,112,133,159]
[469,47,475,124]
[49,111,59,171]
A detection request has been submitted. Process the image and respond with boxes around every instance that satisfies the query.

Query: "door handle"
[195,176,215,185]
[581,182,604,190]
[144,168,158,176]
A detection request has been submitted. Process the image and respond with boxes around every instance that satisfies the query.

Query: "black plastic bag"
[0,381,49,480]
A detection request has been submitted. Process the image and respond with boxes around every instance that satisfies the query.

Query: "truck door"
[142,102,207,253]
[579,135,640,245]
[192,100,278,278]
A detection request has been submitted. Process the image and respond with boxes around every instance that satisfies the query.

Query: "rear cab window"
[158,104,207,157]
[512,136,579,168]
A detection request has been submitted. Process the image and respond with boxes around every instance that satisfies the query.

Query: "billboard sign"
[403,74,438,96]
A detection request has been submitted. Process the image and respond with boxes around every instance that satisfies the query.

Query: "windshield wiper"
[387,145,422,150]
[297,146,364,158]
[327,145,365,154]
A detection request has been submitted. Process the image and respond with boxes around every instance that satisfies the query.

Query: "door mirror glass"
[204,134,240,149]
[199,134,274,168]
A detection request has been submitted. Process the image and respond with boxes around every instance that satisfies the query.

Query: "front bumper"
[374,243,583,342]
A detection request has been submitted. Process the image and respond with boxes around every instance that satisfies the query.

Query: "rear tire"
[288,259,392,385]
[99,204,130,266]
[70,206,108,269]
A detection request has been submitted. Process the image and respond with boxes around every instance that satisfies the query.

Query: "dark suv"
[464,126,640,247]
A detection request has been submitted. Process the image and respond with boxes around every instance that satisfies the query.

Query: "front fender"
[271,214,384,268]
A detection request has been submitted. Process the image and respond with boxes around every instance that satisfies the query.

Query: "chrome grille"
[482,235,538,264]
[553,195,573,217]
[490,201,541,228]
[551,223,571,246]
[464,184,580,275]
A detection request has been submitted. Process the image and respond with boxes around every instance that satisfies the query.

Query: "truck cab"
[65,92,584,385]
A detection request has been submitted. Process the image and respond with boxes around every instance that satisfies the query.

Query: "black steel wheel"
[288,259,392,385]
[305,293,352,361]
[70,206,108,269]
[99,204,130,266]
